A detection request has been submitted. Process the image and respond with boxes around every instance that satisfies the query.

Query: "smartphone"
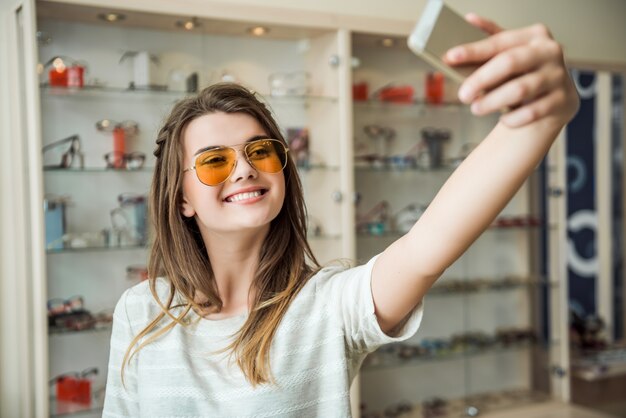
[407,0,487,84]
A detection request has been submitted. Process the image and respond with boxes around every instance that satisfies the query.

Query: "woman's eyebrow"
[193,135,270,156]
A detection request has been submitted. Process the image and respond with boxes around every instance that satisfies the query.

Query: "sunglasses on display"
[95,119,140,135]
[50,367,99,406]
[47,295,85,316]
[356,200,390,236]
[184,138,289,186]
[42,134,85,169]
[104,151,146,170]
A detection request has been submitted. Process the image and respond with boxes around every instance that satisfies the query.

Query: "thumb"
[465,12,503,35]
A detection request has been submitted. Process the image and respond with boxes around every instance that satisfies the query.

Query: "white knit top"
[102,255,424,417]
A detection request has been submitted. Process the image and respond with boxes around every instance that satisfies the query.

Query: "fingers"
[499,88,567,127]
[459,39,562,103]
[441,19,577,128]
[470,66,561,116]
[459,35,572,128]
[464,13,503,35]
[445,23,553,66]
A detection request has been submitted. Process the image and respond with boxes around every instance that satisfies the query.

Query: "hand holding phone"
[407,0,488,84]
[407,0,579,128]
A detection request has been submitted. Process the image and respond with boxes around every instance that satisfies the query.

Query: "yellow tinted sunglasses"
[183,138,289,186]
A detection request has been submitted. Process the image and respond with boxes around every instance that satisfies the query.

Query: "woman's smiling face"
[180,112,286,235]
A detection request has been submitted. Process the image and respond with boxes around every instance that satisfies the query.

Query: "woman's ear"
[180,194,196,218]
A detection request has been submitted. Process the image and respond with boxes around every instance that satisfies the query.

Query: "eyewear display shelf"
[351,32,567,418]
[11,0,571,416]
[36,2,349,417]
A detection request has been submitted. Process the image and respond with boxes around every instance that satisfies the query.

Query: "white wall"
[0,2,15,417]
[206,0,626,68]
[0,1,36,416]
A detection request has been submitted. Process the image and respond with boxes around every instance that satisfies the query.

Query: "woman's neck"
[198,225,269,313]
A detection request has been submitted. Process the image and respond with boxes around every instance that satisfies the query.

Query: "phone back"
[408,0,487,83]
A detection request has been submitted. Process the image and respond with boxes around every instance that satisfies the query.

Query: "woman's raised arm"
[370,15,580,334]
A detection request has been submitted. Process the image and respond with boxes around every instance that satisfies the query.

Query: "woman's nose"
[229,150,258,183]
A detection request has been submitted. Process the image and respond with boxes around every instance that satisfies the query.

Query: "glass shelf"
[43,167,154,173]
[308,233,341,241]
[47,233,340,254]
[573,361,626,381]
[297,164,340,172]
[428,279,559,296]
[40,84,338,103]
[49,395,104,418]
[46,243,148,254]
[357,224,552,240]
[361,389,551,418]
[40,84,188,99]
[355,164,457,173]
[353,98,465,110]
[362,339,559,373]
[355,163,548,174]
[265,93,338,104]
[49,325,112,336]
[572,346,626,381]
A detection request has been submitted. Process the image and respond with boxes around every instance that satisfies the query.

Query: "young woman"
[103,14,579,417]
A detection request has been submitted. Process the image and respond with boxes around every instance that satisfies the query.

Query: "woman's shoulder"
[286,256,379,321]
[302,256,374,296]
[305,260,349,286]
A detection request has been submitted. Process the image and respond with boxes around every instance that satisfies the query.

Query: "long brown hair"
[121,82,320,386]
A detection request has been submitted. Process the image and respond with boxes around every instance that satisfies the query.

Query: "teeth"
[227,190,262,202]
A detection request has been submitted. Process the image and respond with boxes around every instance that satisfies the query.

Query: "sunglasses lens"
[246,140,287,173]
[66,296,84,311]
[60,150,73,168]
[195,147,237,186]
[47,299,66,315]
[126,153,145,170]
[105,151,124,168]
